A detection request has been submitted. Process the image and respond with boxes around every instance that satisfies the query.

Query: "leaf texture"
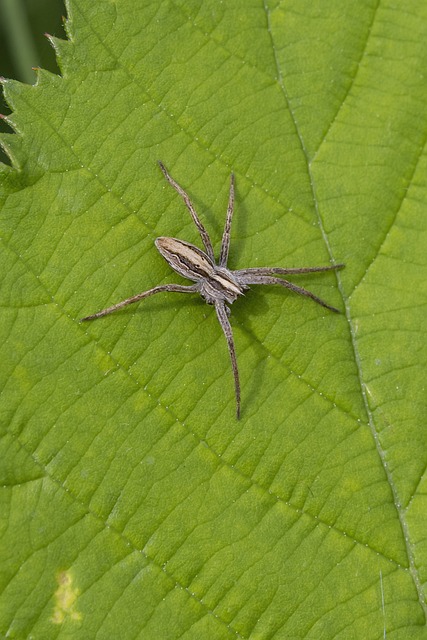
[1,1,426,638]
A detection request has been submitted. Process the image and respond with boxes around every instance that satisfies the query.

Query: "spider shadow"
[130,292,203,317]
[231,291,275,415]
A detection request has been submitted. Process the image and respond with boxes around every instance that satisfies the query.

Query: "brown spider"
[82,162,344,418]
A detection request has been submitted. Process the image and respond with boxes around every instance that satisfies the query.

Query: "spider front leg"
[158,161,215,262]
[215,302,241,419]
[81,283,198,321]
[219,172,235,267]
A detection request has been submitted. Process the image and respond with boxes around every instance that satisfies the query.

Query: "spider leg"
[215,302,241,419]
[235,263,344,277]
[81,284,198,321]
[238,275,340,313]
[219,172,235,267]
[158,161,215,262]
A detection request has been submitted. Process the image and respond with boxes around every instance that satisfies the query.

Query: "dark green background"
[0,0,65,162]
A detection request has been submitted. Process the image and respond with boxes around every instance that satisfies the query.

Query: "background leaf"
[0,0,65,163]
[1,0,426,638]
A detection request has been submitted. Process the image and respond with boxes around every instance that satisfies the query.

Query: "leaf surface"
[1,1,426,638]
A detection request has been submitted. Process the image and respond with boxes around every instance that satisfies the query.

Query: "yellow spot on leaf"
[51,570,81,624]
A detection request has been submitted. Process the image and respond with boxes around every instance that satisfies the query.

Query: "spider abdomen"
[155,237,214,281]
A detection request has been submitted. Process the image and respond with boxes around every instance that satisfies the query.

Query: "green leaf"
[1,0,426,637]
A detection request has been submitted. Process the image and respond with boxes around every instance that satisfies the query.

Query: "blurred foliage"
[0,0,65,163]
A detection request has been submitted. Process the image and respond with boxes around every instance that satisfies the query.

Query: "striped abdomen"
[155,237,246,304]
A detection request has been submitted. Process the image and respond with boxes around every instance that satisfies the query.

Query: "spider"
[82,161,344,418]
